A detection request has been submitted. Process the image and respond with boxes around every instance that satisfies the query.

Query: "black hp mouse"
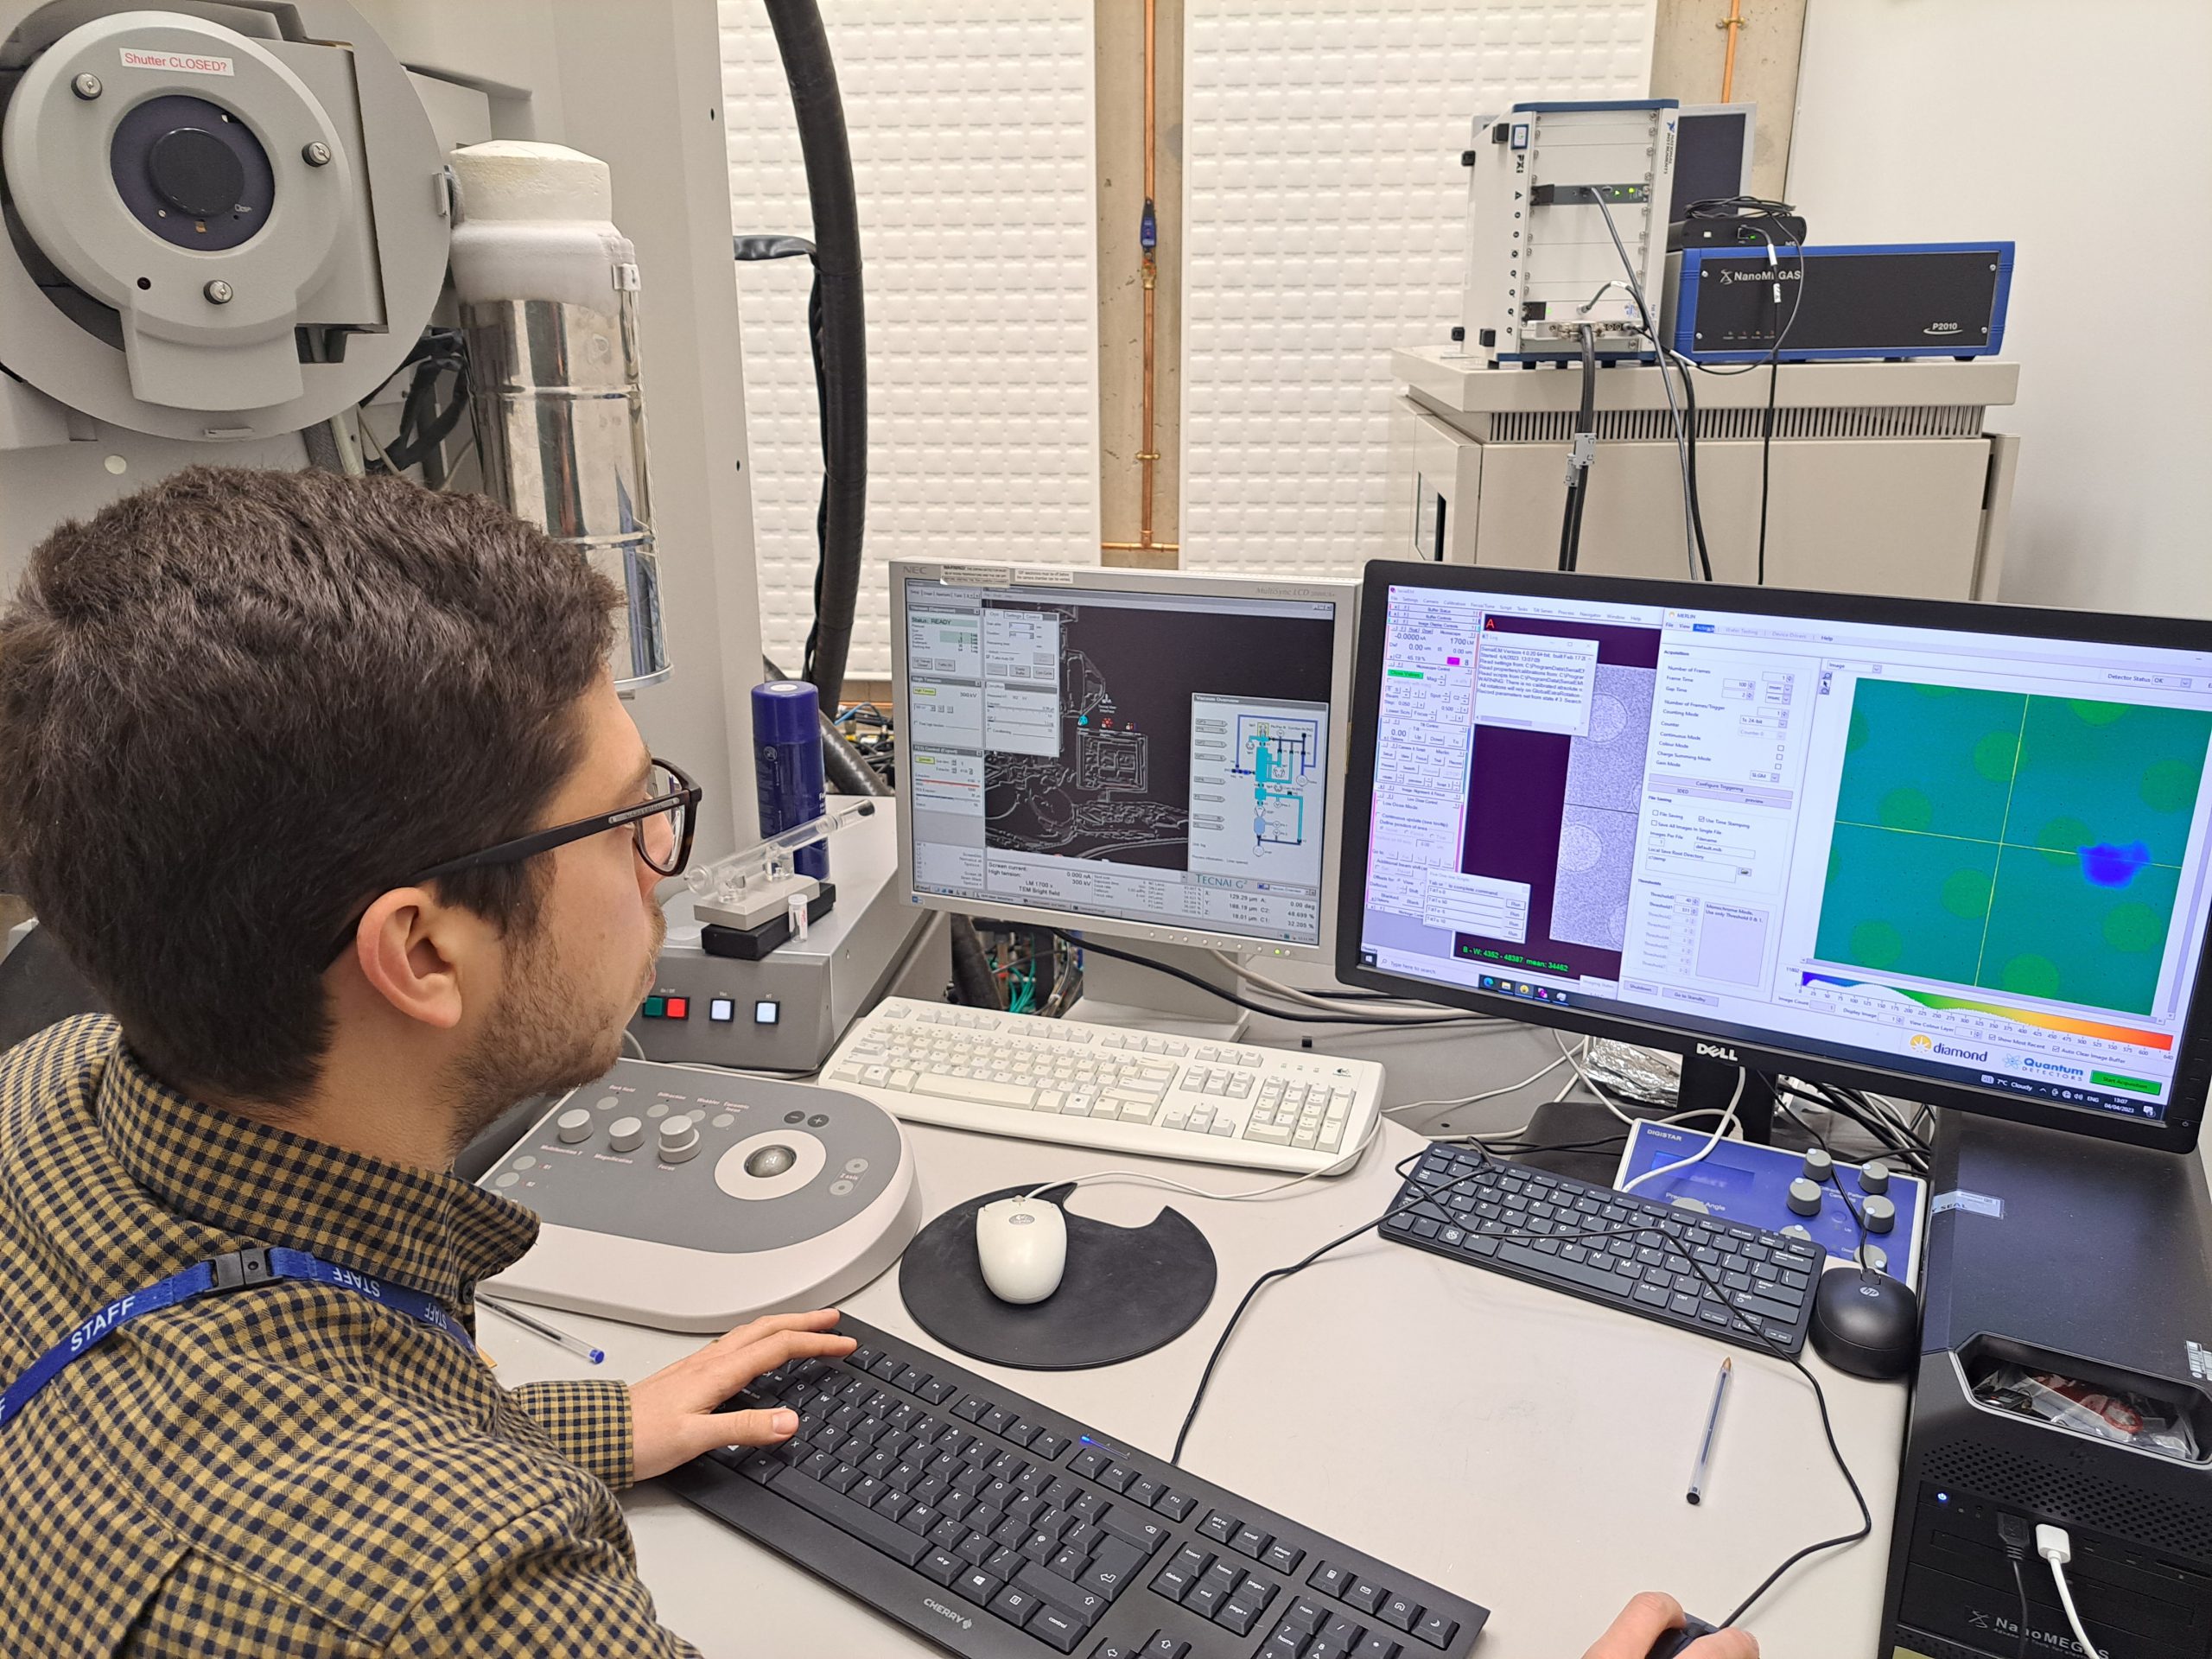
[1808,1264,1920,1379]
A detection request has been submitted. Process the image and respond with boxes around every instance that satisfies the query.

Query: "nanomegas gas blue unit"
[1669,240,2014,363]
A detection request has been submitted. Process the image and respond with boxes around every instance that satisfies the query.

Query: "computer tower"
[1882,1115,2212,1658]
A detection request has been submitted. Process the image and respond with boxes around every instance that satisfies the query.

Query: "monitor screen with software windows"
[1338,563,2212,1152]
[891,560,1356,958]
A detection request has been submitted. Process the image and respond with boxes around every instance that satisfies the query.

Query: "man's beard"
[445,902,666,1156]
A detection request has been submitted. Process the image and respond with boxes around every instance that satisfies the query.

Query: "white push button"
[607,1116,645,1153]
[556,1108,593,1143]
[658,1114,701,1163]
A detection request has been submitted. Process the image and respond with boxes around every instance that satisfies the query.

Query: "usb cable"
[2036,1524,2103,1659]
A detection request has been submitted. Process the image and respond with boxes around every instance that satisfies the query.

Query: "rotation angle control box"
[1461,99,1680,365]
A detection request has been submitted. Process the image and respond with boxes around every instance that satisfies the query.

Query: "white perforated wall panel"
[720,3,1101,681]
[1181,1,1656,576]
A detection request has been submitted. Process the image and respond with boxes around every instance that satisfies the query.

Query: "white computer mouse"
[974,1196,1067,1305]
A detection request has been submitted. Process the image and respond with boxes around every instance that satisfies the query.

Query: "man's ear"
[346,887,490,1031]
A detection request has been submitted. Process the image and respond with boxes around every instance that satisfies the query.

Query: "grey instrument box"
[632,802,947,1072]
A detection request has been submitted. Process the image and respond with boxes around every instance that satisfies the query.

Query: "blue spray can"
[753,680,829,880]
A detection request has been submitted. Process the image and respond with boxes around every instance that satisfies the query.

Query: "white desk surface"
[483,1015,1907,1656]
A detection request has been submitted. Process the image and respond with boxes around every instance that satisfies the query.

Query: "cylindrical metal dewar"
[448,142,668,690]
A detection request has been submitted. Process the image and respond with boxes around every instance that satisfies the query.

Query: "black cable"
[763,1,868,712]
[1584,188,1701,579]
[1171,1141,1872,1624]
[948,916,1004,1010]
[1556,324,1598,574]
[1039,928,1499,1030]
[1671,355,1716,582]
[2011,1554,2032,1659]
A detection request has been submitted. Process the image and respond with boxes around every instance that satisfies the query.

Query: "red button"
[664,996,690,1020]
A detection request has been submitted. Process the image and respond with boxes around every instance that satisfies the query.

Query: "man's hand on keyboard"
[631,1309,858,1482]
[1582,1592,1757,1659]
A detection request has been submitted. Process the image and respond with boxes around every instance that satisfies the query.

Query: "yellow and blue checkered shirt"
[0,1016,703,1656]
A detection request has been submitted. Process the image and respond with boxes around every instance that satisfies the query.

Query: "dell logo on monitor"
[1695,1042,1739,1062]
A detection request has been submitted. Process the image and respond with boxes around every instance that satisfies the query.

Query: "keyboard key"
[991,1583,1043,1624]
[1354,1635,1403,1659]
[1414,1610,1461,1648]
[1027,1604,1088,1652]
[1155,1490,1195,1522]
[952,1393,991,1422]
[1017,1562,1108,1625]
[1090,1638,1144,1659]
[1380,1592,1424,1631]
[1198,1509,1241,1545]
[956,1567,1002,1605]
[1231,1523,1274,1559]
[1071,1447,1109,1479]
[914,1072,1036,1109]
[1308,1560,1352,1598]
[1126,1474,1164,1508]
[775,1466,931,1567]
[921,1548,963,1586]
[1142,1637,1192,1659]
[1218,1590,1267,1635]
[1098,1463,1135,1493]
[1082,1536,1147,1599]
[1097,1505,1172,1552]
[1033,1431,1071,1459]
[1345,1578,1388,1614]
[1263,1541,1306,1575]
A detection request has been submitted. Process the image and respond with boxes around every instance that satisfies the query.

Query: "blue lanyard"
[0,1246,478,1430]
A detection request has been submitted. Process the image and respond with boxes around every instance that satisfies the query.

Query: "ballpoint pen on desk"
[480,1296,606,1365]
[1686,1356,1732,1505]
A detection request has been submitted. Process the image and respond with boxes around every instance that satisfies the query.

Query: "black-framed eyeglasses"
[413,757,702,883]
[325,758,702,965]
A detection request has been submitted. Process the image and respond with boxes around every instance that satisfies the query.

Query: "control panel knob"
[658,1113,701,1164]
[1787,1177,1823,1217]
[1779,1224,1814,1243]
[607,1116,645,1153]
[1859,1159,1891,1195]
[556,1107,594,1144]
[1862,1193,1897,1235]
[1802,1147,1834,1182]
[1859,1243,1890,1274]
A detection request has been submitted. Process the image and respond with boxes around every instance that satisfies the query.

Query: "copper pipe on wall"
[1137,0,1161,555]
[1718,0,1745,101]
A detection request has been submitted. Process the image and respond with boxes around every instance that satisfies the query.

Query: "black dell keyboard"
[666,1312,1488,1658]
[1382,1141,1821,1357]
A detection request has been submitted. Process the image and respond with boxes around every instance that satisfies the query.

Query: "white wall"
[1789,0,2212,619]
[719,1,1101,680]
[1179,0,1656,577]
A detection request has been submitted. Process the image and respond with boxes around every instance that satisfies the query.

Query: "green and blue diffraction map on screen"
[1814,681,2212,1018]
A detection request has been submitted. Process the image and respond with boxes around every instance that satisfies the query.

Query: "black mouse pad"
[898,1183,1217,1370]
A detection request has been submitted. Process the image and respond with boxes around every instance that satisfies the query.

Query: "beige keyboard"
[817,998,1384,1174]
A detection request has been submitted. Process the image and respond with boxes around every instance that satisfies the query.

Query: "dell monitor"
[1338,563,2212,1153]
[893,559,1357,1032]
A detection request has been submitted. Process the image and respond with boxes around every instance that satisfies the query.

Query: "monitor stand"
[1065,942,1251,1043]
[1676,1052,1777,1146]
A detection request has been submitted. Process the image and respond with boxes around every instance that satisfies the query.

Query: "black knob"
[147,127,244,218]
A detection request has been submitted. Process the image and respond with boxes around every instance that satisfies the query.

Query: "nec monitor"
[892,560,1357,960]
[1338,563,2212,1152]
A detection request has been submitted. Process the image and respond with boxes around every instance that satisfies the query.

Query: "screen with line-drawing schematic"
[1351,580,2212,1128]
[900,575,1338,947]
